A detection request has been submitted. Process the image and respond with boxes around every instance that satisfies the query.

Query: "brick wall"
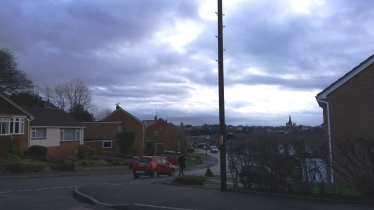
[104,110,144,156]
[84,141,118,156]
[83,122,119,140]
[145,120,182,154]
[322,62,374,183]
[326,63,374,139]
[47,141,80,158]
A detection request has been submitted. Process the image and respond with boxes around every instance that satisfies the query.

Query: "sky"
[1,0,374,127]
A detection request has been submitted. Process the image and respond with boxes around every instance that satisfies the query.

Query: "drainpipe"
[142,124,145,156]
[317,99,334,183]
[27,118,31,149]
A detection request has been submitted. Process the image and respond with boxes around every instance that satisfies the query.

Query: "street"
[0,150,219,210]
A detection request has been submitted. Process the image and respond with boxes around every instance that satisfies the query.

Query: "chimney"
[116,103,120,110]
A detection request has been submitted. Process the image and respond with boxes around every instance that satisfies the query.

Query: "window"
[10,118,24,134]
[60,128,80,141]
[103,141,112,148]
[31,128,46,139]
[154,131,158,136]
[0,118,10,135]
[0,117,24,135]
[121,125,126,131]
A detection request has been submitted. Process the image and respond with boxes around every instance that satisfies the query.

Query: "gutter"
[316,99,334,183]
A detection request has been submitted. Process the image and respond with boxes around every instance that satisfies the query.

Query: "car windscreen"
[138,158,152,163]
[211,146,217,149]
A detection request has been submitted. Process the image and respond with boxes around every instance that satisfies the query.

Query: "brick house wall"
[0,95,31,154]
[47,141,80,158]
[83,122,121,155]
[317,56,374,183]
[144,119,183,154]
[102,108,144,156]
[325,63,374,138]
[83,122,120,140]
[83,140,119,156]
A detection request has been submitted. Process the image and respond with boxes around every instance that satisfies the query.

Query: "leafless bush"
[228,131,327,195]
[327,134,374,197]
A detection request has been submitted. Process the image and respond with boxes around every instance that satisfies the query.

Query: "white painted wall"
[30,128,60,147]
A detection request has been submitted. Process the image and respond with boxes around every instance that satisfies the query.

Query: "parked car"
[164,150,177,155]
[163,154,179,165]
[238,164,282,191]
[210,146,219,153]
[133,156,175,178]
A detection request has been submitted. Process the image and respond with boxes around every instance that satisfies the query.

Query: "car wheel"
[169,169,175,176]
[150,170,157,178]
[133,173,140,178]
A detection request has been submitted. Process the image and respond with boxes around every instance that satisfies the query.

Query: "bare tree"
[65,79,91,110]
[89,105,113,121]
[40,79,91,112]
[0,48,33,94]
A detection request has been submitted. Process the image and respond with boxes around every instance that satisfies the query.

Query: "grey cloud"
[1,0,374,126]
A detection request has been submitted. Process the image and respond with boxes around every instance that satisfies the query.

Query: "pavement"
[2,155,374,210]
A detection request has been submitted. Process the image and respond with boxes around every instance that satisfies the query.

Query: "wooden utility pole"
[217,0,227,191]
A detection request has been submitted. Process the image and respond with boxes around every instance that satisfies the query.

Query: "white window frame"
[10,118,24,134]
[60,128,80,141]
[31,128,47,139]
[0,117,24,135]
[154,130,158,136]
[102,141,112,148]
[0,118,10,135]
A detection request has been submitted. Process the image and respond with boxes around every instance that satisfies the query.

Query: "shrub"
[29,163,45,172]
[28,145,47,158]
[98,159,107,166]
[5,163,25,173]
[0,154,20,163]
[78,160,90,166]
[205,167,214,177]
[76,145,89,159]
[112,159,123,166]
[171,176,206,185]
[51,160,75,171]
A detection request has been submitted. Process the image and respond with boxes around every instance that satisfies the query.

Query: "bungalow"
[0,92,85,157]
[0,92,34,154]
[23,106,85,158]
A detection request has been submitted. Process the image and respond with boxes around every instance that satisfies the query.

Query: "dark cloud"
[1,0,374,126]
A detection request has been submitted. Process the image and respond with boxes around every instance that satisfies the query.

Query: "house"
[144,118,184,153]
[0,92,34,154]
[101,105,144,156]
[22,106,85,157]
[82,121,122,156]
[316,54,374,182]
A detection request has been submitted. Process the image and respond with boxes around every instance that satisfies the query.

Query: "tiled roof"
[101,106,143,124]
[316,54,374,99]
[0,92,34,119]
[23,106,84,127]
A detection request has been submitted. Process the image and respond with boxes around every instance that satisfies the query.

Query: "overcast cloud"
[1,0,373,126]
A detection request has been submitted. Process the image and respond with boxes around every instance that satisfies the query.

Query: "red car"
[133,156,175,178]
[163,154,179,165]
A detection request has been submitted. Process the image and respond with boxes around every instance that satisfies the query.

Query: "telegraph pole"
[217,0,227,191]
